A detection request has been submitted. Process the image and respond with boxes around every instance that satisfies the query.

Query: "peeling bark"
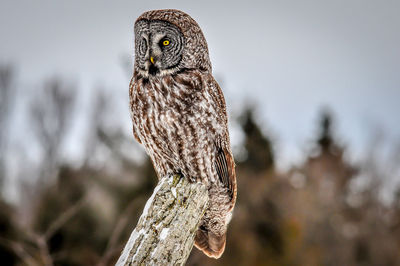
[116,175,208,266]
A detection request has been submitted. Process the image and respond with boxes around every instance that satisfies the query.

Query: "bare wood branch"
[0,236,38,266]
[34,234,53,266]
[97,197,142,266]
[44,195,88,240]
[116,174,208,266]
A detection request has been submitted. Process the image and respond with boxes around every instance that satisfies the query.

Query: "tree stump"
[116,175,208,266]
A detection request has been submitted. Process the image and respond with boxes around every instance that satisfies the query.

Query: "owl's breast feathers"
[130,70,235,194]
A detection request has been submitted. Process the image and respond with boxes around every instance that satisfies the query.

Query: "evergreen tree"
[240,108,274,172]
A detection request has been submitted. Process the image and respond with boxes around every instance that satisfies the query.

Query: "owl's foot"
[171,172,183,186]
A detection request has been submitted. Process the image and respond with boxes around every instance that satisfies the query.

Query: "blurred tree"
[240,108,274,173]
[1,67,399,266]
[0,199,18,265]
[317,110,335,152]
[30,78,76,183]
[306,109,355,193]
[32,166,108,265]
[0,64,15,194]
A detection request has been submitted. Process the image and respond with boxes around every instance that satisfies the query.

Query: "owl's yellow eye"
[163,40,170,46]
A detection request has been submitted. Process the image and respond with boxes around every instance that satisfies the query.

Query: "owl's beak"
[150,56,155,64]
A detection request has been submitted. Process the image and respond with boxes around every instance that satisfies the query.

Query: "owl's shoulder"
[202,74,228,119]
[171,69,205,91]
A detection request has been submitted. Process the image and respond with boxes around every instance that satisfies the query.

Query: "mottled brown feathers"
[130,9,236,259]
[194,227,226,259]
[215,146,236,203]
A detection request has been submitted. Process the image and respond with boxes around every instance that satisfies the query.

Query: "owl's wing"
[195,145,235,258]
[215,145,236,202]
[208,76,237,204]
[194,74,237,258]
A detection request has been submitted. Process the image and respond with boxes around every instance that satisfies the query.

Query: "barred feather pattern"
[130,9,237,259]
[131,71,221,181]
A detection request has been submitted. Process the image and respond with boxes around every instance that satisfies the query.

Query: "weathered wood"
[116,175,208,266]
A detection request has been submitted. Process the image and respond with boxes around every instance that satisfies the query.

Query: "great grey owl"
[129,9,237,259]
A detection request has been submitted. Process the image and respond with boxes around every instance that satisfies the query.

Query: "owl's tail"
[194,227,226,259]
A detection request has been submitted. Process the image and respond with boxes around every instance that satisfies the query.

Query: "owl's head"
[134,9,211,78]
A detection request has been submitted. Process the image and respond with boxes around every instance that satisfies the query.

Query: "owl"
[129,9,237,259]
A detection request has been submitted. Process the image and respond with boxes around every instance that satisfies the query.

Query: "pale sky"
[1,0,400,170]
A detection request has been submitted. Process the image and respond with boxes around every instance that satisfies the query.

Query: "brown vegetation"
[0,63,399,265]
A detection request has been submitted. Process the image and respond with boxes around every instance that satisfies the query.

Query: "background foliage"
[0,63,399,266]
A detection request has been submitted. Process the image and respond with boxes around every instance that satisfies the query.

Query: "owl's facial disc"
[135,19,185,77]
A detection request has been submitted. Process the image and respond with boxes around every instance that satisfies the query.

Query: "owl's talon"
[172,174,182,186]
